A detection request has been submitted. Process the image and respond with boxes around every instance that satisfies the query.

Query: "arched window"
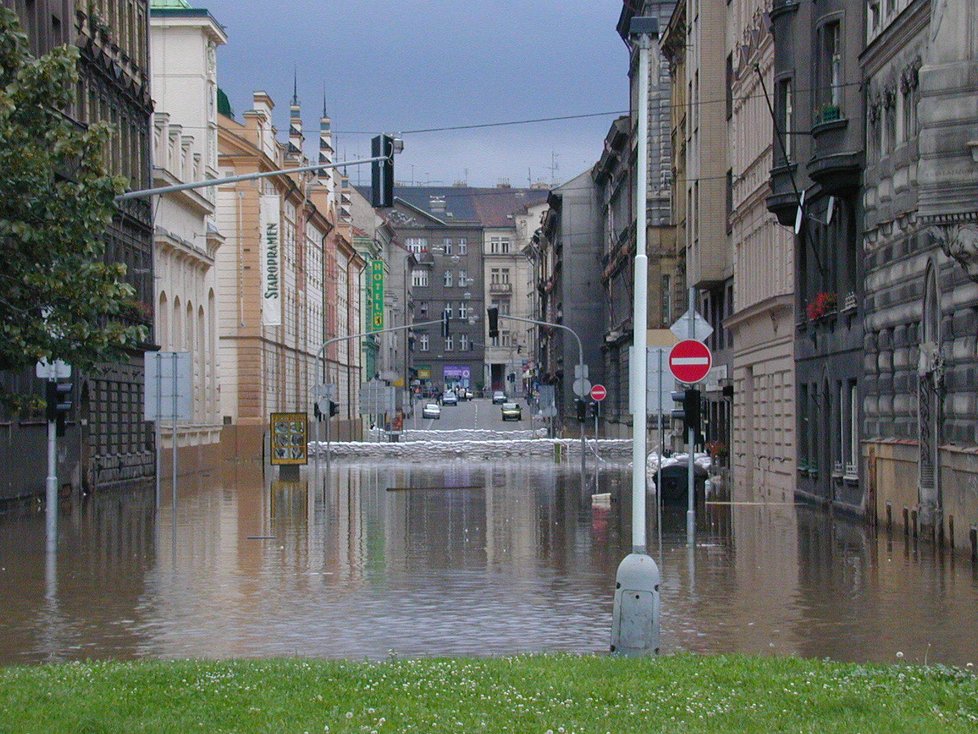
[159,291,168,349]
[172,296,181,351]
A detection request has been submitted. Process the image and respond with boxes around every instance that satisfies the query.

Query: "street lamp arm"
[317,318,444,382]
[116,154,390,202]
[500,313,586,475]
[498,314,583,370]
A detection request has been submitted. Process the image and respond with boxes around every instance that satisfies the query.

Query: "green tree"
[0,8,147,375]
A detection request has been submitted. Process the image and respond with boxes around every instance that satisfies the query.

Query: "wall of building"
[150,6,226,473]
[727,0,796,498]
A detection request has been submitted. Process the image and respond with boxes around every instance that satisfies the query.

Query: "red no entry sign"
[669,340,713,384]
[590,384,607,402]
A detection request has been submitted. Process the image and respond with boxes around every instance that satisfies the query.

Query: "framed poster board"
[270,412,308,465]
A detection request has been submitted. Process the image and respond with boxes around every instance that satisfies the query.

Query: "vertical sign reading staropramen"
[260,194,282,327]
[369,259,384,331]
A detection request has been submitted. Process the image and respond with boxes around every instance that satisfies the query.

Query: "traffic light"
[441,309,450,338]
[487,307,499,338]
[371,134,395,207]
[576,398,587,423]
[46,381,72,437]
[329,400,339,418]
[671,388,701,437]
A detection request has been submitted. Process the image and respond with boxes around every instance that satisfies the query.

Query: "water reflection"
[1,459,976,666]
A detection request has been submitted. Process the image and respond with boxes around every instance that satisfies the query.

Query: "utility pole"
[611,15,661,658]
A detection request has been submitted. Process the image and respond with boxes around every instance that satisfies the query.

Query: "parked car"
[501,402,522,421]
[422,403,441,419]
[492,391,507,404]
[442,392,458,406]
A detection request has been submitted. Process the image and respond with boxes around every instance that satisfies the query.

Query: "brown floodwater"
[1,458,976,667]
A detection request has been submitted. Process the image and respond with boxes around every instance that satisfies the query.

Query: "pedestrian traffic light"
[441,309,450,338]
[576,398,587,423]
[671,388,701,437]
[329,400,339,418]
[487,307,499,338]
[46,381,72,437]
[371,134,402,208]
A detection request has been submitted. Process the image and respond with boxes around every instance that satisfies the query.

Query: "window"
[419,300,428,316]
[725,169,733,235]
[848,381,858,477]
[412,269,429,287]
[460,334,470,351]
[443,270,453,287]
[442,238,453,255]
[459,269,468,286]
[459,302,469,319]
[837,382,846,473]
[819,22,843,111]
[661,274,672,325]
[491,299,510,315]
[444,335,454,351]
[419,333,429,351]
[445,302,453,319]
[490,236,511,254]
[458,238,467,255]
[777,79,793,161]
[799,384,809,471]
[406,238,428,254]
[725,53,733,120]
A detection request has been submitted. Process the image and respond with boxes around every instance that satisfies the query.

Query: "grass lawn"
[1,653,976,733]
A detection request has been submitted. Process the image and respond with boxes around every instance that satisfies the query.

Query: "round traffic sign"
[590,384,607,402]
[668,339,713,384]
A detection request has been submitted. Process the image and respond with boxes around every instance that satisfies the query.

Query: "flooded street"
[1,458,976,667]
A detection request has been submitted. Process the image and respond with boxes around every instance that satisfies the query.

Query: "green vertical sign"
[369,259,384,332]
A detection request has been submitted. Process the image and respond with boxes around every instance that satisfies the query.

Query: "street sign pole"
[155,353,162,507]
[171,352,178,539]
[45,377,57,555]
[687,288,696,545]
[657,348,664,559]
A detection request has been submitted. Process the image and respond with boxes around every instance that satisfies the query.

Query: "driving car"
[442,391,458,406]
[492,391,507,404]
[422,403,441,419]
[464,389,474,400]
[501,402,522,421]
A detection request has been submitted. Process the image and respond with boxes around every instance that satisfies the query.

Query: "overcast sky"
[199,1,628,188]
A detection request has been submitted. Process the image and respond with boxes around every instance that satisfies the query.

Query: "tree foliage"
[0,8,147,374]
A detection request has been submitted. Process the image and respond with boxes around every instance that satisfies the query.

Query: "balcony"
[489,282,512,294]
[808,112,862,194]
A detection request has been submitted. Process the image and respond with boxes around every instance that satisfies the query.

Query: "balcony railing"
[489,282,512,294]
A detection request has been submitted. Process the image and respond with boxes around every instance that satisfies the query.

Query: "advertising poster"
[260,194,282,327]
[270,412,307,465]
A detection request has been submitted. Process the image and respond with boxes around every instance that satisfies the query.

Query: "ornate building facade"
[768,0,866,511]
[862,0,978,549]
[1,1,155,498]
[149,0,225,472]
[725,0,796,500]
[216,89,362,455]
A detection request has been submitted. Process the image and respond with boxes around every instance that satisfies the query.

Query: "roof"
[358,185,549,227]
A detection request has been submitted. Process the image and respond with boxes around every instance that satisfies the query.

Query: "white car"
[422,403,441,419]
[442,392,458,406]
[492,391,507,404]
